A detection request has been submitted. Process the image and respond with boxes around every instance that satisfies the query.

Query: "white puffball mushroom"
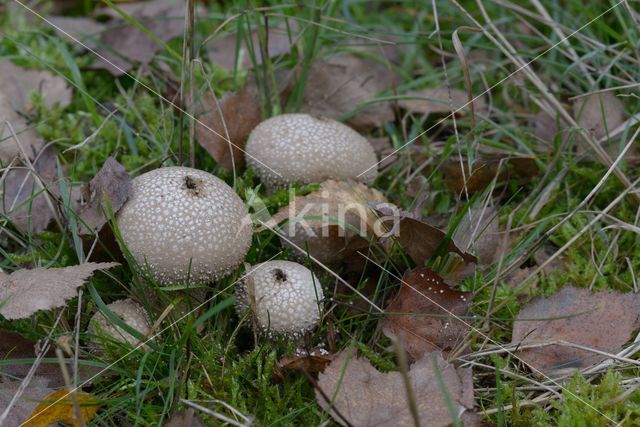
[235,260,324,338]
[117,167,252,285]
[245,114,378,189]
[88,298,152,350]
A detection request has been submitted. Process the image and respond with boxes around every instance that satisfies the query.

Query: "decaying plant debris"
[2,0,640,425]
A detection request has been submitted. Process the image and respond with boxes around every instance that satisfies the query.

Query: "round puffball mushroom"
[235,260,324,337]
[117,167,252,285]
[87,298,152,351]
[245,114,378,189]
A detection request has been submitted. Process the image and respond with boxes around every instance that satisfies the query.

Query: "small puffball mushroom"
[235,260,324,337]
[117,167,252,285]
[245,114,378,189]
[87,298,152,350]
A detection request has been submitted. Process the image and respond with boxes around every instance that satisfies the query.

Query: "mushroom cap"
[245,114,378,189]
[87,298,152,350]
[117,166,252,285]
[235,260,324,337]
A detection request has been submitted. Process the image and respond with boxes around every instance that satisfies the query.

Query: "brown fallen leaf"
[316,349,476,427]
[0,377,54,427]
[572,92,625,140]
[383,267,472,362]
[164,409,205,427]
[511,286,640,376]
[532,243,567,275]
[194,80,262,172]
[0,329,100,389]
[0,60,72,112]
[0,60,71,164]
[0,145,61,233]
[278,347,334,374]
[530,111,564,143]
[398,87,486,117]
[94,0,203,20]
[74,156,132,235]
[0,96,42,165]
[208,25,296,71]
[373,204,476,267]
[300,55,397,131]
[23,389,100,427]
[91,0,188,76]
[267,180,387,265]
[0,262,119,319]
[440,156,539,194]
[47,16,107,49]
[453,207,503,267]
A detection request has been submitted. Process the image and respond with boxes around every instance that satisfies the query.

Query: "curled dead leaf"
[372,204,476,267]
[274,347,334,383]
[383,267,473,361]
[267,180,387,265]
[73,156,132,235]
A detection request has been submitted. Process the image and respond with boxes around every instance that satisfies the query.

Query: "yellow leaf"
[23,389,100,427]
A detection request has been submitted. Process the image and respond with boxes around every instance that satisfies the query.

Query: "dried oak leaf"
[165,409,205,427]
[0,262,119,320]
[572,92,625,140]
[91,0,189,76]
[316,349,476,427]
[0,377,53,427]
[398,88,486,117]
[511,286,640,376]
[300,55,397,131]
[74,156,132,235]
[208,25,295,71]
[195,81,262,172]
[0,145,61,233]
[24,389,100,427]
[266,180,387,265]
[373,204,476,267]
[441,157,538,194]
[383,268,472,362]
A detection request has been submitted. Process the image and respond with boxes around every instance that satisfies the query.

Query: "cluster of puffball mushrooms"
[89,114,378,350]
